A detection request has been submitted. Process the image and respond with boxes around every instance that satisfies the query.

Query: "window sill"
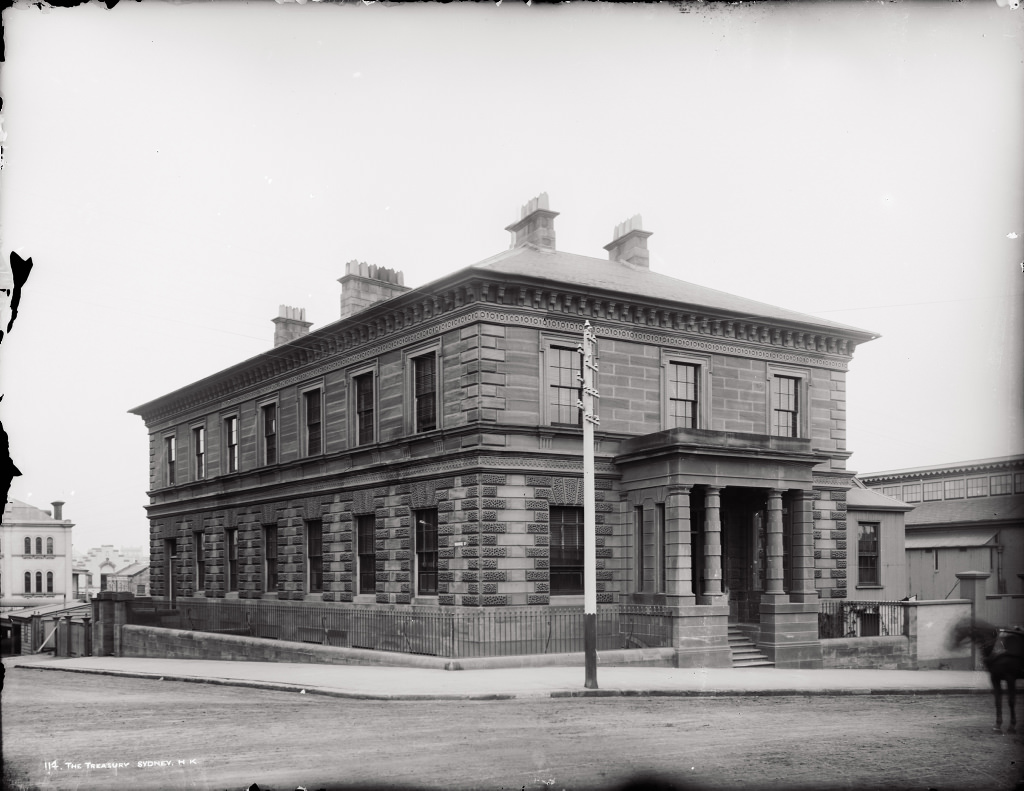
[262,592,279,600]
[303,593,325,602]
[353,594,376,604]
[855,585,884,590]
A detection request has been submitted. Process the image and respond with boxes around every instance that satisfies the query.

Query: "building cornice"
[130,271,871,426]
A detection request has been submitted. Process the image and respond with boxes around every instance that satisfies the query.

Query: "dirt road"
[2,667,1021,791]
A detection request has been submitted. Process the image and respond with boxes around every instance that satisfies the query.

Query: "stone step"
[726,626,774,668]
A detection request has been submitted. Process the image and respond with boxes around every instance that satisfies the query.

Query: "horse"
[949,617,1024,734]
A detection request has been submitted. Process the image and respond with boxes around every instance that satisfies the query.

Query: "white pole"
[578,320,599,689]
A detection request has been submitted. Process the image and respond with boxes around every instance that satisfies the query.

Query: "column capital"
[704,485,722,496]
[666,484,692,496]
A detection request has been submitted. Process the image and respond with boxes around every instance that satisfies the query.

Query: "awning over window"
[905,530,998,549]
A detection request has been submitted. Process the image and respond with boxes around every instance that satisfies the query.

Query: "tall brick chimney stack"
[604,215,652,269]
[505,193,559,251]
[272,305,312,347]
[51,501,64,520]
[338,260,410,320]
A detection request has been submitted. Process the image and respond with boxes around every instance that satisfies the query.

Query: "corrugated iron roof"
[905,496,1024,527]
[905,530,998,549]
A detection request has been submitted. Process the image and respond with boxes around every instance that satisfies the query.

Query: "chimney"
[604,215,652,269]
[338,260,410,320]
[505,193,559,251]
[272,305,312,347]
[51,501,64,520]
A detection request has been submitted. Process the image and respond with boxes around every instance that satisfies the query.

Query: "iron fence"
[125,598,673,658]
[818,600,907,639]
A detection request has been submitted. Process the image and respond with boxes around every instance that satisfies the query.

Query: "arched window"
[35,537,42,555]
[24,572,31,592]
[46,537,54,555]
[24,537,31,554]
[35,572,43,593]
[46,572,54,593]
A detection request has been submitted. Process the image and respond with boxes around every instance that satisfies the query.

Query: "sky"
[1,0,1021,553]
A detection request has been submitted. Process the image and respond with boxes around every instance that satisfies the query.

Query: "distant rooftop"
[861,454,1024,482]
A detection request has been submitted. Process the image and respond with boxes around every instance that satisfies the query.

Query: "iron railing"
[818,600,907,639]
[125,598,674,659]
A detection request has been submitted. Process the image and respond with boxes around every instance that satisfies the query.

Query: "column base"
[670,603,732,669]
[758,600,823,669]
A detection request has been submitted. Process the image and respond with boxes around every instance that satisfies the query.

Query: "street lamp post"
[578,320,600,689]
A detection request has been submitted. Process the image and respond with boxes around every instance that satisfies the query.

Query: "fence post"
[82,615,92,656]
[955,571,991,670]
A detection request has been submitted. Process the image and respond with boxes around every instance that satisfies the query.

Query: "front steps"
[728,625,774,668]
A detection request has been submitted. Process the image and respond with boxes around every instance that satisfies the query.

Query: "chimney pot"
[51,500,65,520]
[338,261,410,320]
[604,214,652,268]
[272,305,313,347]
[505,192,559,251]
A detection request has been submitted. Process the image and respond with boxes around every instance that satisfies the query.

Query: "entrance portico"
[616,427,826,669]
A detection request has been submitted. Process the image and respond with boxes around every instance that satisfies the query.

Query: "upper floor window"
[46,537,53,555]
[35,537,42,555]
[668,362,699,429]
[24,571,31,592]
[35,571,43,593]
[413,353,438,433]
[902,483,921,503]
[304,388,323,456]
[550,506,584,595]
[306,519,323,594]
[261,403,278,466]
[944,478,965,499]
[990,474,1012,496]
[770,375,800,438]
[46,571,53,594]
[1015,472,1024,493]
[414,509,438,596]
[165,435,177,485]
[192,426,206,480]
[356,514,377,596]
[922,481,943,501]
[24,536,30,555]
[355,373,375,445]
[882,485,899,498]
[224,416,239,474]
[857,523,880,586]
[967,477,988,498]
[548,345,582,426]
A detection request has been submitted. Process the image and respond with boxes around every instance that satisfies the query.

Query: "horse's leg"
[992,674,1003,733]
[1007,677,1016,734]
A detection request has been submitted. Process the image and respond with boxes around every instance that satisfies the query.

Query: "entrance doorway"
[722,489,767,624]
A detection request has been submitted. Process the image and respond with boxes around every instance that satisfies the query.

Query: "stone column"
[764,489,786,599]
[789,490,816,603]
[702,487,724,603]
[664,485,695,604]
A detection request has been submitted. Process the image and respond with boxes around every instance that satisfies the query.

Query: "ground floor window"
[858,523,879,585]
[415,509,438,596]
[357,514,376,595]
[550,506,584,595]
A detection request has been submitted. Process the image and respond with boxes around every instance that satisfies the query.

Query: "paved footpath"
[2,653,993,700]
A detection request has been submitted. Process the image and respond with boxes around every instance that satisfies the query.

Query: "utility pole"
[578,320,600,689]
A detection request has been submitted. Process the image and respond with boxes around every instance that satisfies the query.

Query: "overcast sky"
[1,0,1021,552]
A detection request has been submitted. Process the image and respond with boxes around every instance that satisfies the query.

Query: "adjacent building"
[861,455,1024,603]
[1,499,74,610]
[128,195,881,668]
[74,545,148,598]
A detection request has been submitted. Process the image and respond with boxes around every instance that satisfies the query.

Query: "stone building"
[128,195,879,668]
[1,499,74,610]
